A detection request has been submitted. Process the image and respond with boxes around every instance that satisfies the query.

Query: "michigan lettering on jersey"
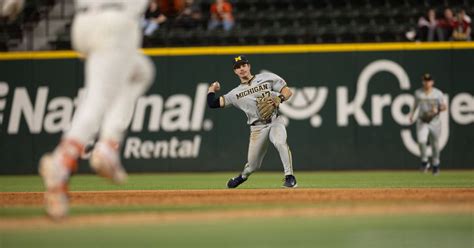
[235,84,269,99]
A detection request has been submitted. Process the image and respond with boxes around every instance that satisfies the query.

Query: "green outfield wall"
[0,43,473,174]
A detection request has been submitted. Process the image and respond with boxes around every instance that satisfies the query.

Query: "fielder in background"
[39,0,155,219]
[409,73,446,175]
[207,55,297,188]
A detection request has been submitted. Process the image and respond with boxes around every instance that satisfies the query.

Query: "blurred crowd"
[411,7,471,41]
[2,0,472,51]
[142,0,235,38]
[148,0,472,43]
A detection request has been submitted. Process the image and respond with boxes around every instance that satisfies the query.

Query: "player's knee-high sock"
[100,54,155,143]
[52,138,84,174]
[418,142,429,163]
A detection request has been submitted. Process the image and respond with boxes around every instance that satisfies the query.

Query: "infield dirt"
[1,188,473,229]
[1,188,473,206]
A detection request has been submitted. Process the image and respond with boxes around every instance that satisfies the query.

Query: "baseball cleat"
[39,153,70,220]
[90,141,127,184]
[420,162,430,173]
[432,165,440,176]
[227,174,247,188]
[282,175,298,188]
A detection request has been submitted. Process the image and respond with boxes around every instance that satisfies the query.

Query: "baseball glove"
[419,114,434,123]
[257,95,281,121]
[420,111,437,123]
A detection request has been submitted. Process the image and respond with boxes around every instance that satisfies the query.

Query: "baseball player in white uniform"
[39,0,155,219]
[207,55,297,188]
[409,73,446,175]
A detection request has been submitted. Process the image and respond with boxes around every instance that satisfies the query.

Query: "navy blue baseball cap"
[422,73,433,81]
[232,55,249,68]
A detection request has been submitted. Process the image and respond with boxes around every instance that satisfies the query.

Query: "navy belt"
[251,119,272,126]
[251,114,278,126]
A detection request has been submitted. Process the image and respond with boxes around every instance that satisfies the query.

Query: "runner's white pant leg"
[100,54,155,143]
[67,11,141,145]
[65,50,133,144]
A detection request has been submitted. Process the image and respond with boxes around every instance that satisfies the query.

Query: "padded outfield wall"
[0,42,473,174]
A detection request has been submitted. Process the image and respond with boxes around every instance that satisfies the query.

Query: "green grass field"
[1,171,473,248]
[1,171,473,192]
[2,215,472,248]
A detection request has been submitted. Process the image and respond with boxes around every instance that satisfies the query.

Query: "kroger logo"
[273,60,473,157]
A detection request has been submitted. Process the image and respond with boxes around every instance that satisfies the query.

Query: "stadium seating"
[1,0,472,50]
[145,0,472,47]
